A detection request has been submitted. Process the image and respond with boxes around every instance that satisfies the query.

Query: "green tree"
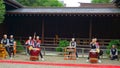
[0,0,5,23]
[16,0,64,7]
[91,0,111,3]
[106,40,120,55]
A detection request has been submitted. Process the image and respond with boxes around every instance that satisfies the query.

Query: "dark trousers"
[9,45,14,57]
[5,46,11,57]
[25,46,30,55]
[111,55,118,60]
[40,51,43,58]
[26,47,30,55]
[76,51,78,58]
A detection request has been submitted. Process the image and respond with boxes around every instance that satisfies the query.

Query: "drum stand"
[64,47,76,60]
[30,56,39,61]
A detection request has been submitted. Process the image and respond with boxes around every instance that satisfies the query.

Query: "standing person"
[86,38,101,63]
[110,45,119,60]
[34,36,44,61]
[25,36,34,55]
[9,35,15,58]
[69,38,78,59]
[1,34,11,58]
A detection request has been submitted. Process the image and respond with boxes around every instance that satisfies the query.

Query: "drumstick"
[33,32,36,39]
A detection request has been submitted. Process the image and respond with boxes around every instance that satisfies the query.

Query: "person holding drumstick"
[1,34,11,59]
[25,36,34,56]
[9,35,15,58]
[69,38,78,59]
[33,36,44,61]
[86,38,101,63]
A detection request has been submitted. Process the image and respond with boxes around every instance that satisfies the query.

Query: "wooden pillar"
[41,18,44,44]
[89,18,92,40]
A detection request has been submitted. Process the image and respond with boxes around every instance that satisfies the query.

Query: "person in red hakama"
[25,36,34,55]
[32,36,44,61]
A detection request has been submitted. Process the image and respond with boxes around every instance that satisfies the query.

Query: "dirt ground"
[0,54,120,68]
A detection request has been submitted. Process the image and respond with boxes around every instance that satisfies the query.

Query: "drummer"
[9,35,15,58]
[69,38,78,59]
[86,38,101,63]
[33,36,44,61]
[25,36,34,55]
[90,38,100,51]
[1,34,11,59]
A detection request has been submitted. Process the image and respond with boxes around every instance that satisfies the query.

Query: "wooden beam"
[41,17,44,44]
[89,18,92,40]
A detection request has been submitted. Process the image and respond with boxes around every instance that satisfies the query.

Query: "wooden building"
[2,0,120,44]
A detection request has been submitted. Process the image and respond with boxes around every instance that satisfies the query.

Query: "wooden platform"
[64,47,76,60]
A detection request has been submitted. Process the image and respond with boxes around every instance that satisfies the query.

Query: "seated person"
[1,34,11,59]
[9,35,15,58]
[110,45,119,60]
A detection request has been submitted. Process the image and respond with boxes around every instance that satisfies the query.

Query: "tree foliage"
[0,0,5,23]
[56,40,69,52]
[16,0,64,7]
[106,40,120,55]
[91,0,111,3]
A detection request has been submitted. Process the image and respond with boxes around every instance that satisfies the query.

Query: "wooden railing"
[15,37,119,46]
[41,47,108,57]
[41,38,118,46]
[16,45,111,58]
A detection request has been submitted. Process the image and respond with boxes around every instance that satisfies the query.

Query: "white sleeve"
[1,39,3,44]
[110,49,112,55]
[7,39,9,45]
[116,49,118,55]
[37,43,40,47]
[74,42,77,48]
[69,41,71,46]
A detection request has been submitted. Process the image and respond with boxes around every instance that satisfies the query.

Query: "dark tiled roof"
[80,3,116,8]
[4,0,23,8]
[7,7,120,14]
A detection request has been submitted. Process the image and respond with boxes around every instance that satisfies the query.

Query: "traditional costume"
[9,37,15,57]
[29,37,44,61]
[25,39,34,55]
[69,41,78,58]
[87,42,101,63]
[34,39,43,59]
[110,47,118,60]
[1,38,11,58]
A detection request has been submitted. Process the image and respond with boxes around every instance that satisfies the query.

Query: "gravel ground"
[0,54,120,68]
[0,63,80,68]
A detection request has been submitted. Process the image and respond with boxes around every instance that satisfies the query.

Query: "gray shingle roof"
[7,7,120,14]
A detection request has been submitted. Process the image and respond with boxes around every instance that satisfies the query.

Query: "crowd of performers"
[69,38,119,63]
[0,34,119,62]
[25,36,44,61]
[1,34,15,59]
